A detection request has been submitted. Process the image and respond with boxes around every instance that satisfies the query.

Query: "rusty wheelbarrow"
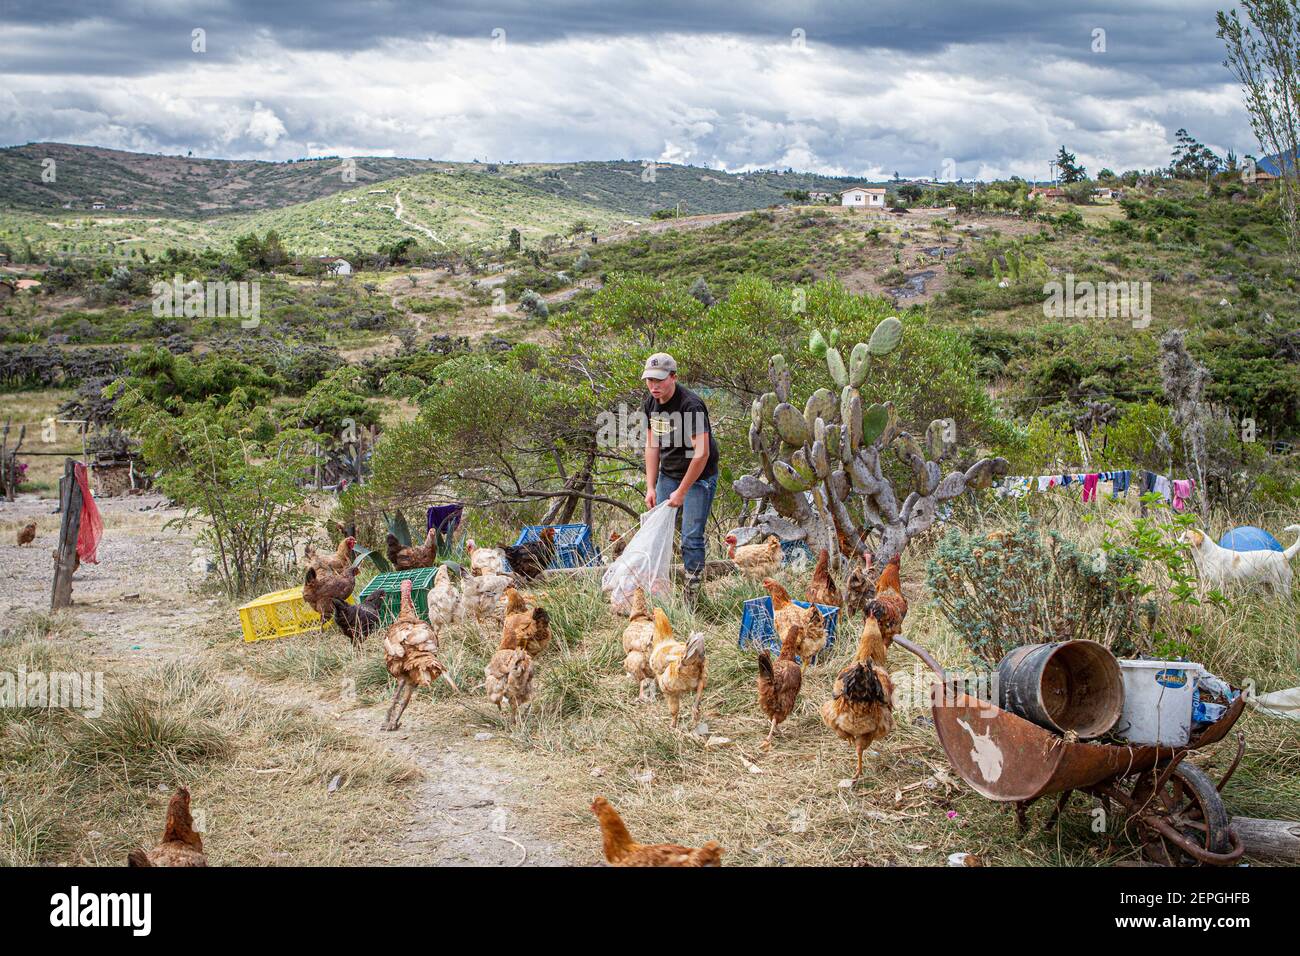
[895,636,1246,866]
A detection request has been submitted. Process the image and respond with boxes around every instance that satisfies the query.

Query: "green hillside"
[502,161,865,215]
[0,170,626,258]
[0,144,880,221]
[0,142,445,216]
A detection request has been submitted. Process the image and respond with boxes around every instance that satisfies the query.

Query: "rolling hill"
[0,142,445,216]
[0,169,625,258]
[0,143,878,219]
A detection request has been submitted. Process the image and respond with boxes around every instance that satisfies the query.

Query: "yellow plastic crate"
[238,586,355,643]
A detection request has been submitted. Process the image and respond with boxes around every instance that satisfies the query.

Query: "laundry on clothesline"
[993,468,1192,508]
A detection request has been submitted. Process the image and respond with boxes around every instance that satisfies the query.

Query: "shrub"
[926,517,1152,665]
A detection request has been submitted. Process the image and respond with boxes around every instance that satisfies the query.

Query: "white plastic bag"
[602,503,678,613]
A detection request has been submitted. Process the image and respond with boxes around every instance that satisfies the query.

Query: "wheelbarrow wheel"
[1128,762,1232,866]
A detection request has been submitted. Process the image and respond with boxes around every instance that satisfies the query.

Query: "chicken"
[387,527,439,571]
[466,539,507,576]
[757,621,804,748]
[606,529,631,560]
[590,797,723,867]
[305,535,355,575]
[725,533,782,580]
[869,557,908,641]
[425,563,461,631]
[303,564,357,632]
[16,522,36,547]
[381,578,457,731]
[484,645,535,722]
[805,548,841,609]
[126,787,207,867]
[621,586,657,701]
[333,591,383,646]
[820,610,894,778]
[499,527,556,581]
[500,585,551,656]
[460,570,514,626]
[763,577,827,667]
[842,552,876,620]
[648,608,707,729]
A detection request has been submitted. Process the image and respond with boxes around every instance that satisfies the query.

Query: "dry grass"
[205,489,1300,866]
[0,611,419,866]
[0,389,81,494]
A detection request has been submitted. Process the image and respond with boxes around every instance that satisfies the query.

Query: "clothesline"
[995,468,1196,511]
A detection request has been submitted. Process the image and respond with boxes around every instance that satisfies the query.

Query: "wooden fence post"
[51,458,83,610]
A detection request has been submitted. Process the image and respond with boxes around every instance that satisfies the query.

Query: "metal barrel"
[997,640,1124,739]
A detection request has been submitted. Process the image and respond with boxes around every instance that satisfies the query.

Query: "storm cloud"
[0,1,1260,178]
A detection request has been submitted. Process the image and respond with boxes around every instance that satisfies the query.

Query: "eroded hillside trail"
[393,190,446,246]
[0,493,571,866]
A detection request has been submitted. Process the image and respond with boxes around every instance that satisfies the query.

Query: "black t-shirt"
[642,384,719,480]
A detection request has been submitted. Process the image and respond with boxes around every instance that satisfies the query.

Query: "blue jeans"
[655,472,717,576]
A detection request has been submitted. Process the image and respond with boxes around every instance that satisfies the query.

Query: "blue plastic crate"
[780,540,815,568]
[503,523,599,571]
[739,595,840,664]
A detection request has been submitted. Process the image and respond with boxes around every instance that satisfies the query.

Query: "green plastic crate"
[358,567,439,626]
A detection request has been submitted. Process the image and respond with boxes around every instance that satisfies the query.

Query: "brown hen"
[500,585,551,656]
[757,621,803,748]
[126,787,207,867]
[805,548,840,608]
[820,611,894,778]
[381,578,457,730]
[591,797,723,867]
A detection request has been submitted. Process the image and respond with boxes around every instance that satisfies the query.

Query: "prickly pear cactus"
[736,316,1008,568]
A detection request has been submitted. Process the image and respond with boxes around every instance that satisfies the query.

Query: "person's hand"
[645,488,657,509]
[667,487,686,509]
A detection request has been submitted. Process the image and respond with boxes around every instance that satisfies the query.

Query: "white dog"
[1180,526,1300,594]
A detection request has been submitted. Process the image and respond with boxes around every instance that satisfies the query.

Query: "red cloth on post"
[73,461,103,564]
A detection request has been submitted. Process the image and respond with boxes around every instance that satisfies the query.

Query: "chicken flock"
[127,524,905,867]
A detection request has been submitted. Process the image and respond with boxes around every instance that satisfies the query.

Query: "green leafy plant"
[926,516,1153,665]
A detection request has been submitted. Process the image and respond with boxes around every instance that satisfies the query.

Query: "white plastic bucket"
[1115,660,1203,747]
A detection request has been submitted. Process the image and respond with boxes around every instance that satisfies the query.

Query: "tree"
[108,382,320,596]
[897,183,923,203]
[1218,1,1300,257]
[1055,146,1087,183]
[1170,128,1224,178]
[508,228,521,252]
[233,230,288,271]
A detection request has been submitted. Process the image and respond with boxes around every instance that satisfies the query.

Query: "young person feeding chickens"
[642,353,719,609]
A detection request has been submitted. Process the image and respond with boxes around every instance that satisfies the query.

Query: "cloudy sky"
[0,1,1259,179]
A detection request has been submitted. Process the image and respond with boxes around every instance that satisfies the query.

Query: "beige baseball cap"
[641,352,677,380]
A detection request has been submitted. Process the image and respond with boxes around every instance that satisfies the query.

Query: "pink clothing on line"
[1171,479,1194,512]
[1081,473,1100,503]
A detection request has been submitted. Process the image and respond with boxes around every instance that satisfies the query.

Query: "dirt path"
[394,190,446,246]
[0,493,571,866]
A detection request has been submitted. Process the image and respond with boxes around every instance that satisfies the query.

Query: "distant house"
[90,201,106,210]
[841,186,886,208]
[1248,149,1298,183]
[808,191,837,203]
[1029,187,1066,201]
[319,257,352,276]
[1092,187,1123,200]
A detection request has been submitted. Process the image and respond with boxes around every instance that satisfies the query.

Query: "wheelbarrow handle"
[893,635,947,684]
